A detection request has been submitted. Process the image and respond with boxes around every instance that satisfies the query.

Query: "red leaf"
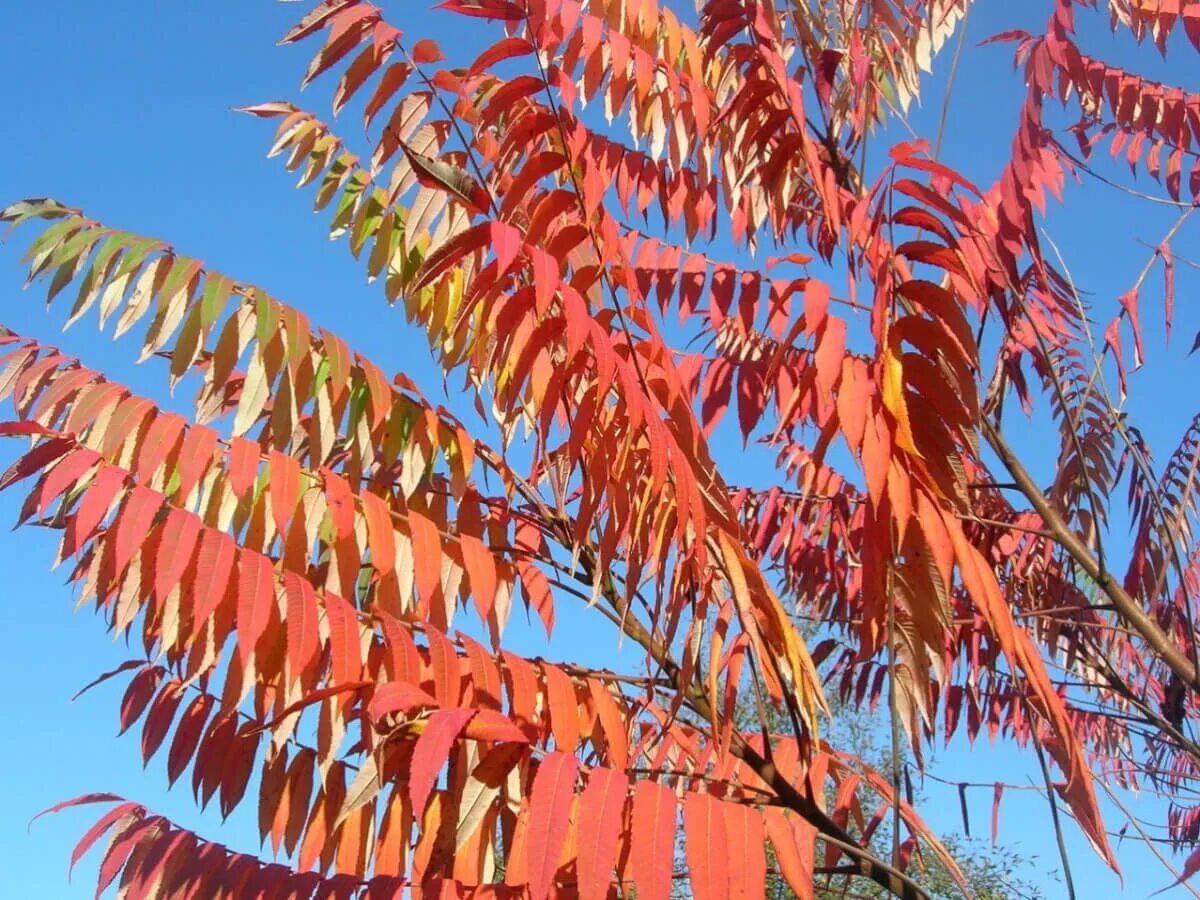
[803,279,830,336]
[469,37,533,75]
[193,713,236,810]
[361,491,396,577]
[68,801,143,878]
[410,708,476,814]
[173,424,218,502]
[192,527,236,624]
[112,485,163,579]
[118,665,161,735]
[379,613,423,683]
[1153,844,1200,895]
[34,446,102,517]
[141,681,185,764]
[631,780,676,900]
[411,38,445,63]
[575,768,629,900]
[541,664,580,754]
[517,558,554,638]
[279,0,359,44]
[587,679,628,769]
[219,727,260,818]
[322,465,356,541]
[167,694,214,787]
[236,551,275,666]
[0,435,73,490]
[1160,242,1175,340]
[154,508,200,601]
[96,813,158,895]
[252,682,371,734]
[363,62,411,131]
[70,658,148,702]
[814,316,845,399]
[490,220,523,279]
[30,793,124,826]
[527,752,579,900]
[134,413,185,483]
[426,626,462,707]
[501,650,541,739]
[459,533,498,627]
[436,0,525,20]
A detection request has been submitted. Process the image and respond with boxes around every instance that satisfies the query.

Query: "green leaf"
[314,153,357,212]
[199,273,233,328]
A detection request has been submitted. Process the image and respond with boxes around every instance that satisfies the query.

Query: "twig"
[1033,739,1076,900]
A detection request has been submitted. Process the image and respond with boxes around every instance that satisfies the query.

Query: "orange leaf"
[541,664,581,754]
[814,316,846,399]
[576,768,629,900]
[426,626,462,707]
[763,809,814,900]
[631,781,676,900]
[461,708,530,743]
[683,791,730,900]
[325,591,363,686]
[362,491,396,575]
[367,682,439,721]
[724,801,767,900]
[460,533,498,625]
[283,572,320,683]
[268,450,302,535]
[588,679,629,769]
[407,509,443,606]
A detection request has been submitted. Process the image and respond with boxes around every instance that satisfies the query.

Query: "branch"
[568,547,933,900]
[983,420,1199,690]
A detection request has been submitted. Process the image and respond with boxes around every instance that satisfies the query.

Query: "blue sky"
[0,2,1198,898]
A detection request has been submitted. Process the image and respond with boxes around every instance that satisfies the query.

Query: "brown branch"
[983,420,1200,690]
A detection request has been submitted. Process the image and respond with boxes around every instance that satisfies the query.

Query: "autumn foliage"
[3,0,1200,897]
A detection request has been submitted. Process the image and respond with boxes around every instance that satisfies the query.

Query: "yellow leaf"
[882,344,920,457]
[717,532,827,730]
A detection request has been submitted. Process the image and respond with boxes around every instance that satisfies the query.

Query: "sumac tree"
[3,0,1200,897]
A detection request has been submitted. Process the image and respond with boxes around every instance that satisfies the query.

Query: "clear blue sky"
[0,3,1197,898]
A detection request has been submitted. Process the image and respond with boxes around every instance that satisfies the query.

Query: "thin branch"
[1033,738,1076,900]
[983,421,1200,690]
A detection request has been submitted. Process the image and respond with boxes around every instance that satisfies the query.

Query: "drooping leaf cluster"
[3,0,1200,897]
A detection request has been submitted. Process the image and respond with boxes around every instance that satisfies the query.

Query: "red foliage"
[3,0,1200,896]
